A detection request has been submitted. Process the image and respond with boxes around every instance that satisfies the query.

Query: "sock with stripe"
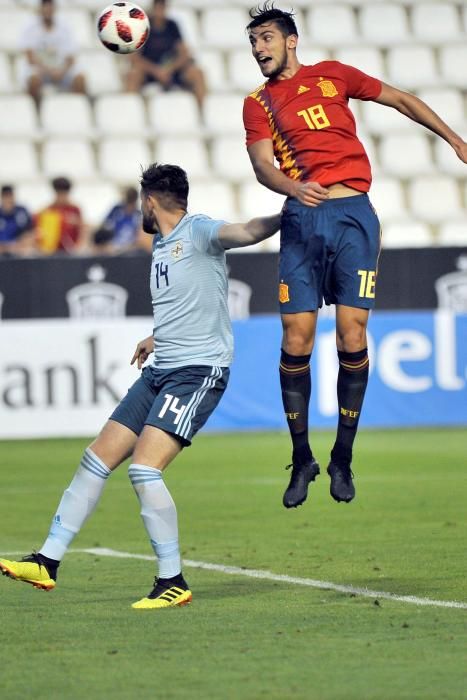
[279,349,313,464]
[128,464,181,580]
[39,448,111,563]
[331,348,369,467]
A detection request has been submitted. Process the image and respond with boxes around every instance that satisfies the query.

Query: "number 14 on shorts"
[158,393,187,424]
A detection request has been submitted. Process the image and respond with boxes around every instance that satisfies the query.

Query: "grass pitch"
[1,428,466,700]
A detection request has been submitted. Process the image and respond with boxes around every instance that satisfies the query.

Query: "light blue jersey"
[150,213,233,369]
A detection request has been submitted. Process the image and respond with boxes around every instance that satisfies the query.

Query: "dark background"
[0,246,464,319]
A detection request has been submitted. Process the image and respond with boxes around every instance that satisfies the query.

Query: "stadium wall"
[0,247,466,318]
[0,312,466,439]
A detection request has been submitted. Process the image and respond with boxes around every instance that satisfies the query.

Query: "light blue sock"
[40,448,111,561]
[128,463,181,579]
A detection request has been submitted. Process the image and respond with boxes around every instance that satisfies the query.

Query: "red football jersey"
[243,61,382,191]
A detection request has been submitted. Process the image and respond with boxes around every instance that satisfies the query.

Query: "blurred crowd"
[0,179,151,257]
[1,0,207,258]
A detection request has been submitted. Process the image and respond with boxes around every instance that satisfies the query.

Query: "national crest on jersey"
[171,240,183,259]
[316,77,338,97]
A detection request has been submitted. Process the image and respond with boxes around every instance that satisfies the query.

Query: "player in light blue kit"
[0,163,282,609]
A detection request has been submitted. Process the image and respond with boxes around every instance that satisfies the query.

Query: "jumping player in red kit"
[243,3,467,509]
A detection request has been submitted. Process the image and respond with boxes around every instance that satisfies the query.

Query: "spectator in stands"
[101,187,142,249]
[20,0,86,104]
[35,177,87,255]
[0,185,35,257]
[92,186,153,256]
[126,0,206,115]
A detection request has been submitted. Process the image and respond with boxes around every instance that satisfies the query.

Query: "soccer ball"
[97,2,149,54]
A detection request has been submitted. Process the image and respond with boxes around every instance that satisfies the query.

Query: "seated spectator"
[92,187,151,256]
[0,185,35,257]
[19,0,86,104]
[126,0,206,115]
[35,177,87,255]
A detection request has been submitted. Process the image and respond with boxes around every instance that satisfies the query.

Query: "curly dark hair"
[140,163,189,210]
[247,2,298,37]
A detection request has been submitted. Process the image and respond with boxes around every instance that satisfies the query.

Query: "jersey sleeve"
[243,96,272,147]
[339,62,382,101]
[190,215,227,255]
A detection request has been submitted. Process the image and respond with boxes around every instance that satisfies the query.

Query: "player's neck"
[158,210,187,237]
[276,60,302,81]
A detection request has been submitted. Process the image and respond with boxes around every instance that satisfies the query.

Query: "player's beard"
[142,211,159,234]
[260,46,288,79]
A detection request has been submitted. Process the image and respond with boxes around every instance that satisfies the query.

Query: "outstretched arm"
[375,83,467,163]
[217,211,282,249]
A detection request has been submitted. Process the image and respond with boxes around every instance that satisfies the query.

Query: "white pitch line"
[3,546,466,610]
[71,547,467,610]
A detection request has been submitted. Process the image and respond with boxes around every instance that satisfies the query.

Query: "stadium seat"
[42,138,96,179]
[200,8,250,49]
[147,92,201,135]
[387,46,439,90]
[15,179,54,214]
[369,177,407,223]
[57,8,98,50]
[297,47,331,66]
[0,140,39,182]
[417,88,466,133]
[439,45,467,90]
[379,133,434,178]
[0,9,32,52]
[211,136,253,181]
[79,50,123,96]
[95,94,147,136]
[21,0,67,6]
[0,95,38,137]
[41,94,94,137]
[227,50,265,94]
[188,180,236,221]
[381,220,433,248]
[306,5,358,46]
[97,137,151,185]
[69,0,119,8]
[204,93,245,136]
[170,7,200,50]
[434,138,467,177]
[357,131,379,175]
[72,180,121,227]
[408,176,463,224]
[360,100,418,135]
[411,3,462,44]
[334,47,385,81]
[154,137,210,179]
[197,49,226,92]
[437,222,467,247]
[0,52,14,93]
[238,179,285,221]
[359,4,410,46]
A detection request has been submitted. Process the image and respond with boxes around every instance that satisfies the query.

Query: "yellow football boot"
[132,576,192,609]
[0,553,56,591]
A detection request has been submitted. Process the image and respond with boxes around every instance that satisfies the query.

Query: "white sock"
[39,448,111,561]
[128,463,181,579]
